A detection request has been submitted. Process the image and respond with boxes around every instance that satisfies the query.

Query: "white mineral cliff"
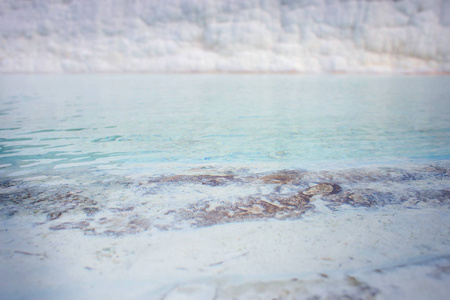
[0,0,449,73]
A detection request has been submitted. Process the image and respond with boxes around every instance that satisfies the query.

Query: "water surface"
[1,75,450,300]
[1,74,449,176]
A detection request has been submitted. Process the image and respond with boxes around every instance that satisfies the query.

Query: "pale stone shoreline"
[1,161,449,299]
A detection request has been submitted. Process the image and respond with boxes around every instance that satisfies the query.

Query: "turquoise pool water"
[0,74,449,176]
[1,75,450,300]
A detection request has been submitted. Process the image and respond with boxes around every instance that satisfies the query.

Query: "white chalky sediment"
[0,0,449,73]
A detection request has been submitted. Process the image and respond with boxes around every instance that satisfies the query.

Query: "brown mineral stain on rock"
[303,183,341,196]
[346,275,364,286]
[261,170,304,184]
[128,216,151,231]
[109,206,134,213]
[47,211,62,221]
[275,193,310,207]
[346,193,374,207]
[149,174,237,186]
[323,191,374,207]
[83,207,99,216]
[182,192,313,227]
[237,204,265,215]
[49,221,90,230]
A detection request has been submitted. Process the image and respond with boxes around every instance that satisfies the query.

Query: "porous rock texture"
[0,0,449,73]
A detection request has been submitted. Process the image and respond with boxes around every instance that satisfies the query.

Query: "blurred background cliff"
[0,0,449,73]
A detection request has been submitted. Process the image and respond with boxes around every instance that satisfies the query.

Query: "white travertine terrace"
[0,0,449,73]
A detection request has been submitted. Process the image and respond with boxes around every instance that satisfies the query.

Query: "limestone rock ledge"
[0,0,449,73]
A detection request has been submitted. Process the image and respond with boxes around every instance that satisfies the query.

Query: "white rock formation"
[0,0,449,73]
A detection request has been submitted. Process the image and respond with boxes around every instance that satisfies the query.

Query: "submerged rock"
[261,170,304,184]
[324,191,375,207]
[181,192,313,227]
[303,183,341,196]
[275,193,310,207]
[148,174,237,186]
[3,164,449,234]
[346,194,374,207]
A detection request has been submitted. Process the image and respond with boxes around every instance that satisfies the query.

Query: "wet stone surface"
[0,189,100,220]
[180,192,313,227]
[303,183,341,196]
[260,170,305,184]
[146,174,238,186]
[0,163,449,235]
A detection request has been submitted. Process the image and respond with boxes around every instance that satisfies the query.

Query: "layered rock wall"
[1,0,449,73]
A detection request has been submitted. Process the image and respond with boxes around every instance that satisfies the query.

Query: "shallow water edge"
[1,160,449,234]
[0,161,449,299]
